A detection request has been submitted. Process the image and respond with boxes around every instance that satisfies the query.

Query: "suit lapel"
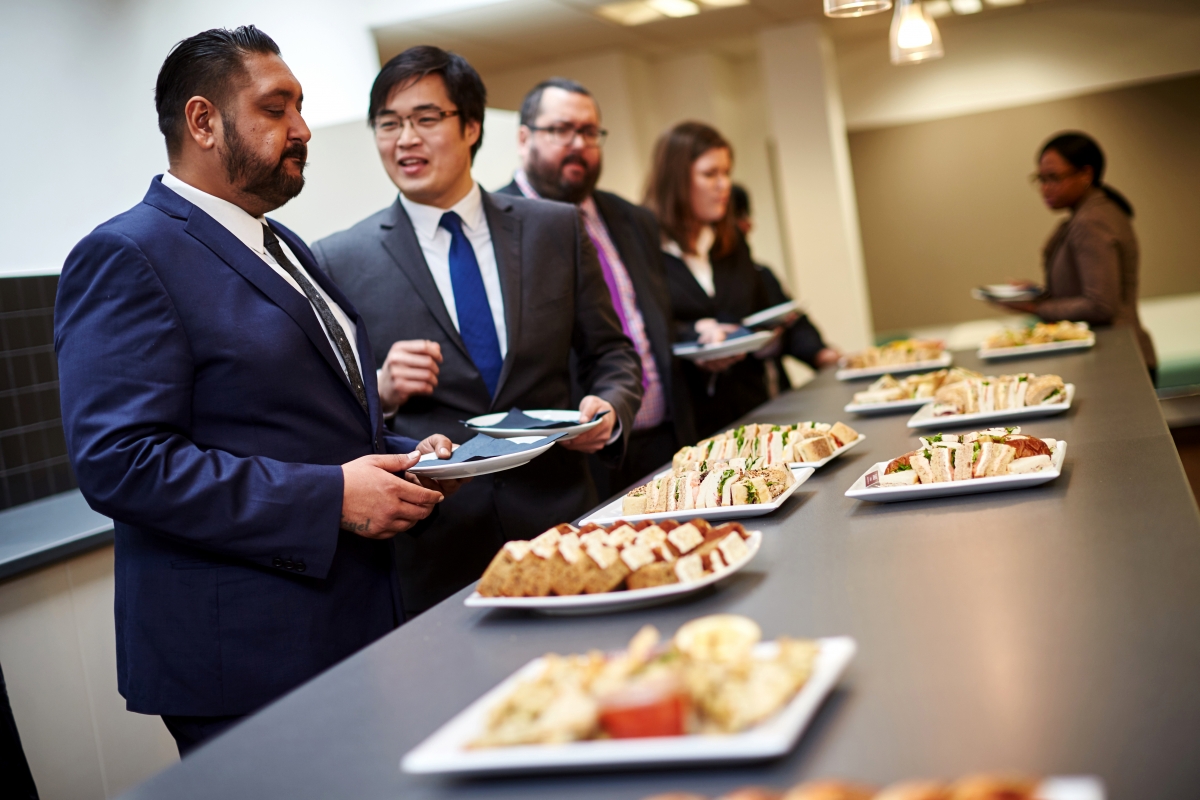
[481,191,522,409]
[378,200,471,362]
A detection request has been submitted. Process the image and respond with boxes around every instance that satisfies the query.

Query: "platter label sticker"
[864,470,880,489]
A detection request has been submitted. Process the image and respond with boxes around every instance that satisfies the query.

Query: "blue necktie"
[440,211,503,396]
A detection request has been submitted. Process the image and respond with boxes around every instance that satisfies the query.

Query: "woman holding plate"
[992,132,1156,380]
[645,122,821,436]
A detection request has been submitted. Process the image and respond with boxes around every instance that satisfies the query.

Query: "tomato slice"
[599,692,689,739]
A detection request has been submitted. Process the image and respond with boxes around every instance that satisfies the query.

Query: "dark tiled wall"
[0,276,76,510]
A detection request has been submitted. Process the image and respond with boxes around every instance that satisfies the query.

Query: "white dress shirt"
[399,183,508,358]
[160,172,363,379]
[662,225,717,297]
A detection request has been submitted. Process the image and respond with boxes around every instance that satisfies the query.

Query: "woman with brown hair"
[992,131,1156,380]
[643,121,787,436]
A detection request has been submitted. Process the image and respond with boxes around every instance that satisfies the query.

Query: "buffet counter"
[119,327,1200,799]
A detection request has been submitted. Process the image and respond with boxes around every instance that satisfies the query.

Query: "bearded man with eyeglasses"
[313,48,643,617]
[497,79,696,500]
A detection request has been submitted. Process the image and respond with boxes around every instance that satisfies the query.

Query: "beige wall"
[849,72,1200,334]
[0,546,178,799]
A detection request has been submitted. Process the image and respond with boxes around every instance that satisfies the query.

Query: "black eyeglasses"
[374,109,460,138]
[527,123,608,147]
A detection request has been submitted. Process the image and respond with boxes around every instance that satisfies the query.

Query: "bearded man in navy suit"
[55,27,462,756]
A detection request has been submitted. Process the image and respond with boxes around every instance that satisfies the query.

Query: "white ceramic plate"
[406,436,558,480]
[464,530,763,615]
[580,465,814,526]
[1037,777,1106,800]
[786,434,865,469]
[845,441,1067,503]
[400,636,857,776]
[906,384,1075,429]
[673,331,775,362]
[742,300,799,329]
[978,334,1096,360]
[971,285,1041,302]
[836,353,952,381]
[844,396,932,415]
[465,409,603,440]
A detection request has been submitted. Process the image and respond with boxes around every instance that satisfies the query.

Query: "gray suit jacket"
[313,189,642,613]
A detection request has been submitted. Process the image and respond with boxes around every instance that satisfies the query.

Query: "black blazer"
[313,190,643,613]
[756,262,830,388]
[664,235,773,438]
[497,182,696,448]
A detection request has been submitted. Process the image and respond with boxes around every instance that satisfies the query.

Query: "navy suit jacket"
[55,177,420,717]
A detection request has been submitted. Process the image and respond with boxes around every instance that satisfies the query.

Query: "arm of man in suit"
[1029,216,1121,324]
[56,232,442,579]
[563,212,643,458]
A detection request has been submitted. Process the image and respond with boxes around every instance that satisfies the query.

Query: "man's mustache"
[281,143,308,167]
[560,154,588,170]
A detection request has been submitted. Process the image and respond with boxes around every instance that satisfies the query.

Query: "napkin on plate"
[443,432,568,464]
[473,408,610,430]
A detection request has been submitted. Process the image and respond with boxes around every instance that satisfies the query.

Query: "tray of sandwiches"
[837,339,950,381]
[846,428,1066,502]
[640,774,1103,800]
[844,367,981,415]
[466,519,761,613]
[401,615,856,775]
[672,421,865,473]
[907,373,1074,429]
[978,321,1094,359]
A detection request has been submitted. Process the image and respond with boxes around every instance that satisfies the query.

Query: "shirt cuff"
[606,419,622,445]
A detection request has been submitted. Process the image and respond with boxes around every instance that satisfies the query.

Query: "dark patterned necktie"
[262,223,369,415]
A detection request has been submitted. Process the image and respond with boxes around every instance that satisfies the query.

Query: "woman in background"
[643,122,784,437]
[994,131,1156,379]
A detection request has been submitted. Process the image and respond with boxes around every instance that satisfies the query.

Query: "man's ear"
[184,95,220,151]
[464,118,482,149]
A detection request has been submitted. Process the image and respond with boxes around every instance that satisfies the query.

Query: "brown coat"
[1036,187,1156,367]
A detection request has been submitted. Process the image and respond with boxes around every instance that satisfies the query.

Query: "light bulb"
[824,0,893,18]
[890,0,945,64]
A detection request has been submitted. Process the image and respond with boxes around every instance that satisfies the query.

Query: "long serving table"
[120,327,1200,800]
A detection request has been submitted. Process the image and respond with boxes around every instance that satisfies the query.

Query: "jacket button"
[295,561,307,573]
[272,557,282,568]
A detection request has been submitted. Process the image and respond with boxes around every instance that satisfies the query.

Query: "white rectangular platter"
[742,300,799,329]
[845,441,1067,503]
[673,331,775,362]
[836,353,952,381]
[978,334,1095,360]
[844,396,931,415]
[464,531,762,615]
[786,433,866,469]
[906,384,1075,429]
[401,636,857,776]
[580,466,814,526]
[970,286,1041,302]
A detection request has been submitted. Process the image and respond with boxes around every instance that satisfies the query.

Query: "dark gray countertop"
[121,327,1200,800]
[0,490,113,581]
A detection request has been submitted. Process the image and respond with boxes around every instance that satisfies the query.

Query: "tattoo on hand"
[340,516,371,533]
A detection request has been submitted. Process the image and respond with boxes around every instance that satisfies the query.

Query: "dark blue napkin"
[444,432,568,464]
[473,407,610,430]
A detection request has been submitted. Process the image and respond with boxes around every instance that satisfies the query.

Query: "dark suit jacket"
[1037,187,1155,368]
[756,262,830,387]
[664,235,773,437]
[497,182,696,448]
[313,189,642,614]
[55,177,421,717]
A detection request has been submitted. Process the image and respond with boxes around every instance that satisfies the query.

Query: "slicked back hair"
[519,77,594,128]
[155,26,281,159]
[369,46,487,161]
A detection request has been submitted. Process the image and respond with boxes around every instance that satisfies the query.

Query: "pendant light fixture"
[890,0,944,64]
[824,0,892,17]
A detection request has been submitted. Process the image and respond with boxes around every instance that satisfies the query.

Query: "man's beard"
[525,148,599,205]
[220,115,307,210]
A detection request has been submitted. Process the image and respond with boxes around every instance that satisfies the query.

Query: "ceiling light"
[648,0,701,17]
[984,0,1025,5]
[890,0,944,64]
[951,0,983,12]
[596,0,665,25]
[698,0,749,7]
[925,0,952,17]
[824,0,893,18]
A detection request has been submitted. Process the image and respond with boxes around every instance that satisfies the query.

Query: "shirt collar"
[399,182,485,242]
[161,171,270,255]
